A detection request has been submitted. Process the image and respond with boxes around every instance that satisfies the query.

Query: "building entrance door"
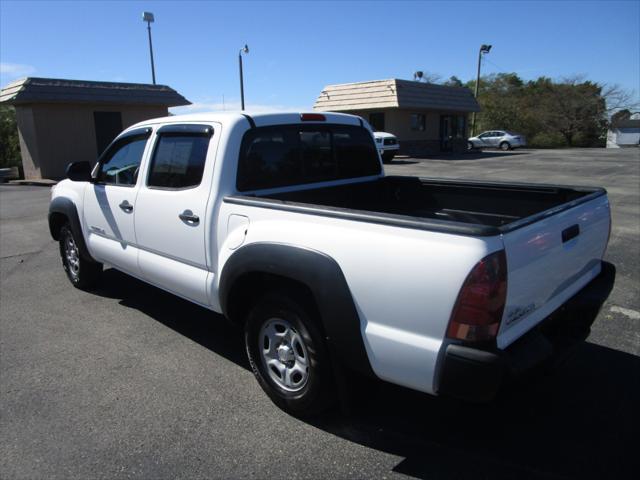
[94,111,123,157]
[440,115,453,152]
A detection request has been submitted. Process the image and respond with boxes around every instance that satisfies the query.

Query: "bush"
[0,106,22,169]
[529,132,567,148]
[572,131,606,148]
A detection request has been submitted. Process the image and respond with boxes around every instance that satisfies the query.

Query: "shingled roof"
[314,79,480,113]
[0,77,191,106]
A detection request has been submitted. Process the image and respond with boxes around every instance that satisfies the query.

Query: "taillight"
[300,113,326,121]
[447,250,507,343]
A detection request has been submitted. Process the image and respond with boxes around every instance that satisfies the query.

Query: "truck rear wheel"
[59,223,102,290]
[244,291,334,416]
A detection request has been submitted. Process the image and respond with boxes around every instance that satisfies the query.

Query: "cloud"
[0,63,36,81]
[170,101,311,115]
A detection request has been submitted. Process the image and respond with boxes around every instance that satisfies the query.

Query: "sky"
[1,0,638,114]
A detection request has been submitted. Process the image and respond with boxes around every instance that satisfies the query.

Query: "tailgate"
[497,193,610,348]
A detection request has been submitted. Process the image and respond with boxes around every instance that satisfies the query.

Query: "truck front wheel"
[59,223,102,290]
[244,291,334,416]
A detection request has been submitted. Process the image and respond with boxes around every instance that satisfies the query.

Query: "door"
[134,124,214,306]
[369,112,385,132]
[478,131,496,148]
[440,115,453,152]
[94,111,123,156]
[488,131,502,147]
[83,127,152,275]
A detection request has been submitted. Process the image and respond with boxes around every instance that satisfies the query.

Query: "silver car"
[468,130,527,151]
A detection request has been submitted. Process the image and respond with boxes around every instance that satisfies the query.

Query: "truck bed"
[243,176,604,234]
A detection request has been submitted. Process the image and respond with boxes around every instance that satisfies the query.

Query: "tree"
[443,76,463,87]
[467,73,613,147]
[413,71,442,83]
[610,109,631,126]
[0,105,21,169]
[530,77,606,146]
[601,84,640,116]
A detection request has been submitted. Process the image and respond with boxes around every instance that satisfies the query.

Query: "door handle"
[119,200,133,212]
[562,224,580,243]
[179,210,200,225]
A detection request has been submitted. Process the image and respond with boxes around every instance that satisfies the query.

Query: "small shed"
[0,77,191,179]
[314,79,480,155]
[607,118,640,148]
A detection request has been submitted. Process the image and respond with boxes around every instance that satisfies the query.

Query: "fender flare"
[219,242,375,377]
[48,196,94,261]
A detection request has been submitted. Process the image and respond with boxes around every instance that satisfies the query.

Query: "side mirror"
[66,161,92,182]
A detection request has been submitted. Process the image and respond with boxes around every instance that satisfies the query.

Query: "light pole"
[142,12,156,84]
[471,44,491,136]
[239,44,249,110]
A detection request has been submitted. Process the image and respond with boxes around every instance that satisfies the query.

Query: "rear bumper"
[437,261,615,402]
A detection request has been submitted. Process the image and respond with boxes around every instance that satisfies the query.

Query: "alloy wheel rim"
[259,317,310,392]
[64,233,80,279]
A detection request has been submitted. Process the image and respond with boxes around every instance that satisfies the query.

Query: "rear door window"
[147,126,212,189]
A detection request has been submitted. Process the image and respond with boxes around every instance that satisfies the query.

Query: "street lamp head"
[242,44,249,55]
[480,44,492,54]
[142,12,155,23]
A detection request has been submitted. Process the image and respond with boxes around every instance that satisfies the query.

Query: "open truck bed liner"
[225,176,606,237]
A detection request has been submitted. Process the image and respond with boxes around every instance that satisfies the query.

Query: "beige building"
[314,79,480,155]
[0,77,190,179]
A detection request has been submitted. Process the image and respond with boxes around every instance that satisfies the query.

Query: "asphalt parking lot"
[1,148,639,479]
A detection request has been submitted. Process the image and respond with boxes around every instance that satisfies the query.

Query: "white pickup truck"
[49,111,614,415]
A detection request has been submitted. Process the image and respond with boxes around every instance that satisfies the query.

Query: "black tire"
[500,141,511,151]
[382,152,395,163]
[59,223,102,290]
[244,291,335,416]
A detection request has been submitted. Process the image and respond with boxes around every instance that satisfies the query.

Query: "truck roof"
[127,110,366,132]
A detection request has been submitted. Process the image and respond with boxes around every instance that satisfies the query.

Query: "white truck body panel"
[216,200,503,393]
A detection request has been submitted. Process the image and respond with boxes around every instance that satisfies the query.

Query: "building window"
[411,113,426,131]
[369,112,385,132]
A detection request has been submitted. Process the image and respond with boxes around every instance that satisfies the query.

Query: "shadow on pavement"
[93,268,638,480]
[386,159,420,165]
[404,150,527,162]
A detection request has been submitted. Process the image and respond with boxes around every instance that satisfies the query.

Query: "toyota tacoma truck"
[49,111,614,415]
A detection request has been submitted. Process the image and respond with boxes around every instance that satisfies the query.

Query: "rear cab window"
[237,124,381,192]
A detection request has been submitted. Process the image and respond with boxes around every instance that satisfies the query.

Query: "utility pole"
[239,44,249,110]
[471,44,492,136]
[142,12,156,84]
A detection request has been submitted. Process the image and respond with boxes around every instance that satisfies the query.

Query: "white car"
[468,130,527,151]
[50,111,613,415]
[373,131,399,162]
